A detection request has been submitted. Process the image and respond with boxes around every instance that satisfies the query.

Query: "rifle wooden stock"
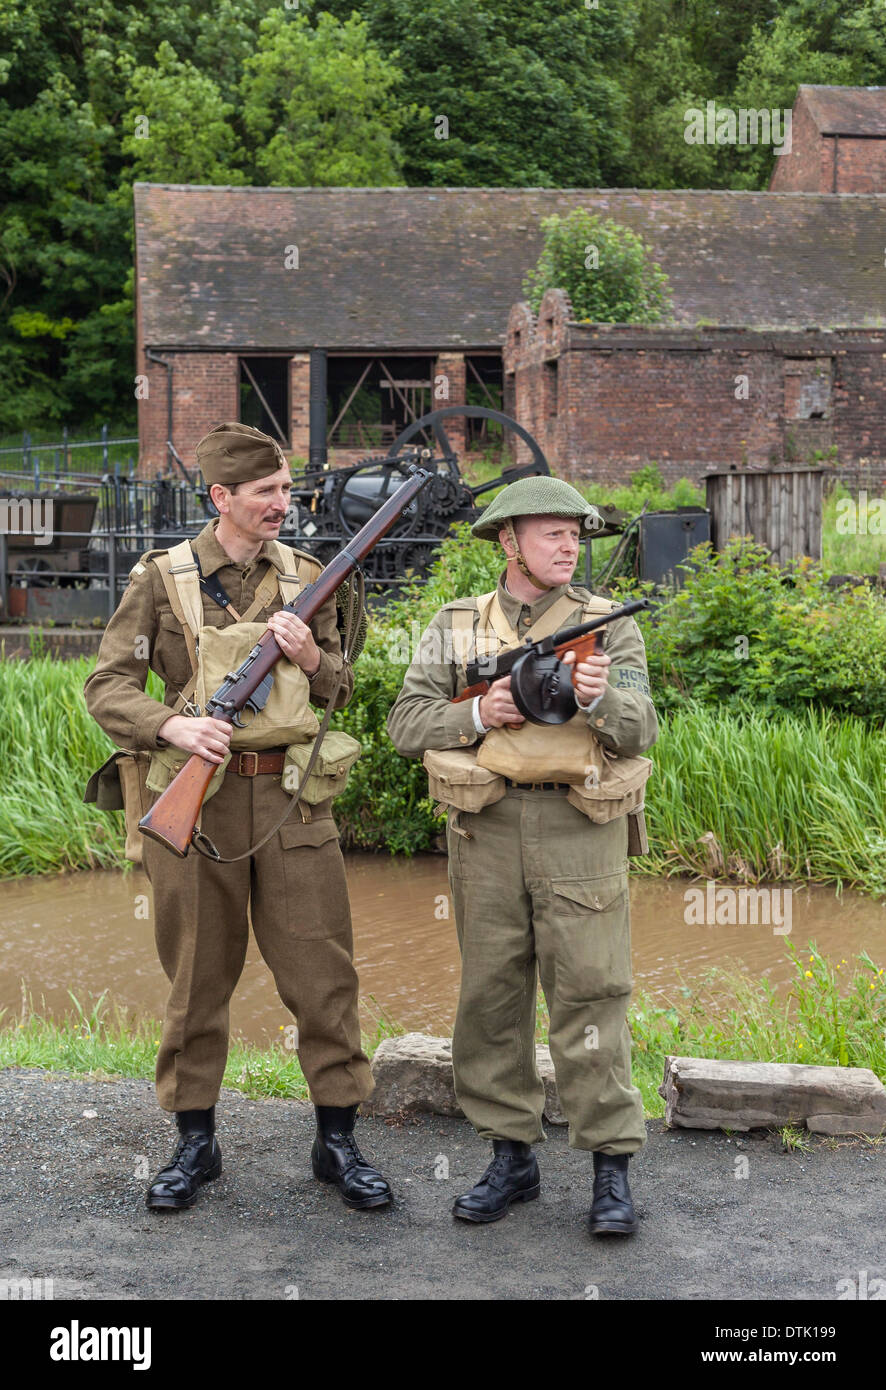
[138,465,432,857]
[138,751,223,858]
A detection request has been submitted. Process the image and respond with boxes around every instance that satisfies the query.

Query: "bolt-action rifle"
[139,465,433,857]
[451,597,652,725]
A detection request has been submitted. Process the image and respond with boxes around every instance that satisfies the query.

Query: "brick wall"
[289,354,311,460]
[831,136,886,193]
[769,90,886,192]
[505,290,886,488]
[769,92,824,192]
[138,352,239,477]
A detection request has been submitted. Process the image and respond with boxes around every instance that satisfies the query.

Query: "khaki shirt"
[84,518,353,751]
[387,572,658,759]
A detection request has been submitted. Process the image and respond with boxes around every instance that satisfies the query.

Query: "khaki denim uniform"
[387,572,658,1153]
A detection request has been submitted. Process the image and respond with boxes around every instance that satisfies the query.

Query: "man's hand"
[157,714,232,764]
[266,611,321,676]
[477,674,525,729]
[562,648,611,705]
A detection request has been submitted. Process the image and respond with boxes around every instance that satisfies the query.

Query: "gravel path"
[1,1068,883,1301]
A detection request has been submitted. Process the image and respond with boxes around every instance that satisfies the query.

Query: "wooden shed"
[705,467,825,564]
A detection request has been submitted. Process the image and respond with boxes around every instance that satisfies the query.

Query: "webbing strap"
[454,588,610,675]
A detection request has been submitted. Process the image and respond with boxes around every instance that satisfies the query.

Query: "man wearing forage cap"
[84,422,392,1215]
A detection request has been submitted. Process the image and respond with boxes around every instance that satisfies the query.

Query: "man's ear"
[499,524,515,557]
[210,482,232,514]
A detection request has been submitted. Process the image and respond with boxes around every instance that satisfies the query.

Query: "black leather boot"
[587,1151,638,1235]
[145,1107,221,1211]
[311,1104,392,1210]
[452,1140,541,1224]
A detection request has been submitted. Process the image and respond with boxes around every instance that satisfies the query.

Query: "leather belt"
[225,750,287,777]
[504,778,570,791]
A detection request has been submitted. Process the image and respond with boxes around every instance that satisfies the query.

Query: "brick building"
[506,289,885,488]
[134,86,886,484]
[769,85,886,193]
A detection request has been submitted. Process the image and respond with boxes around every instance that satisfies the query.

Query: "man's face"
[212,464,292,541]
[500,514,581,585]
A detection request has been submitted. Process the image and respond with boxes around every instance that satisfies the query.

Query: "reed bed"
[0,654,164,877]
[638,702,886,899]
[1,655,883,899]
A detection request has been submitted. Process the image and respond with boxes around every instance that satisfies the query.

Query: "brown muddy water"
[1,855,885,1046]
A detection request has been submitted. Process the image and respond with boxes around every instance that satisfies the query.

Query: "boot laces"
[173,1134,211,1164]
[594,1168,623,1198]
[333,1131,365,1169]
[480,1153,518,1187]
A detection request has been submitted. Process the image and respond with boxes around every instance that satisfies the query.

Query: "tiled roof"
[134,184,886,348]
[799,84,886,137]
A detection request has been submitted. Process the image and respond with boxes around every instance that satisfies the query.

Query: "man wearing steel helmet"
[84,422,392,1215]
[387,476,658,1236]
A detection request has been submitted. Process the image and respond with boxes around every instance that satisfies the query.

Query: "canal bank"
[0,1067,882,1301]
[3,860,885,1046]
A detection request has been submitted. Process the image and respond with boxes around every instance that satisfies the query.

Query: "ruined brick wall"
[505,291,886,488]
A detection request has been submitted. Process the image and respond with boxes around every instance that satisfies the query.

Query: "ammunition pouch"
[145,745,232,798]
[565,749,652,825]
[422,746,507,815]
[84,749,154,866]
[282,730,362,804]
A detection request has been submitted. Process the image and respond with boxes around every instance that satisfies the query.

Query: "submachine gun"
[452,598,652,725]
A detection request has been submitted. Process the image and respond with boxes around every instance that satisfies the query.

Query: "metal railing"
[0,426,139,481]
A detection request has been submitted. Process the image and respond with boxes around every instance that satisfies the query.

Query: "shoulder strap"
[449,601,481,668]
[476,589,579,659]
[153,544,200,679]
[572,590,618,620]
[239,542,319,621]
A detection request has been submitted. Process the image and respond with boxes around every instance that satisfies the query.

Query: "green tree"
[729,3,886,188]
[122,41,246,184]
[240,9,406,186]
[344,0,633,186]
[522,210,674,323]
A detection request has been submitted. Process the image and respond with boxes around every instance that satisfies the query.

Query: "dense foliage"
[617,537,886,721]
[2,520,884,894]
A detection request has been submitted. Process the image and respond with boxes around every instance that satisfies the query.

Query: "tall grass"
[640,701,886,899]
[0,655,164,876]
[1,654,883,898]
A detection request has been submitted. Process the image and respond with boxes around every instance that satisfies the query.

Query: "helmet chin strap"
[504,518,553,591]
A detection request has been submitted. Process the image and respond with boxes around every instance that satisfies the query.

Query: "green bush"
[522,209,674,323]
[333,523,503,851]
[616,537,886,721]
